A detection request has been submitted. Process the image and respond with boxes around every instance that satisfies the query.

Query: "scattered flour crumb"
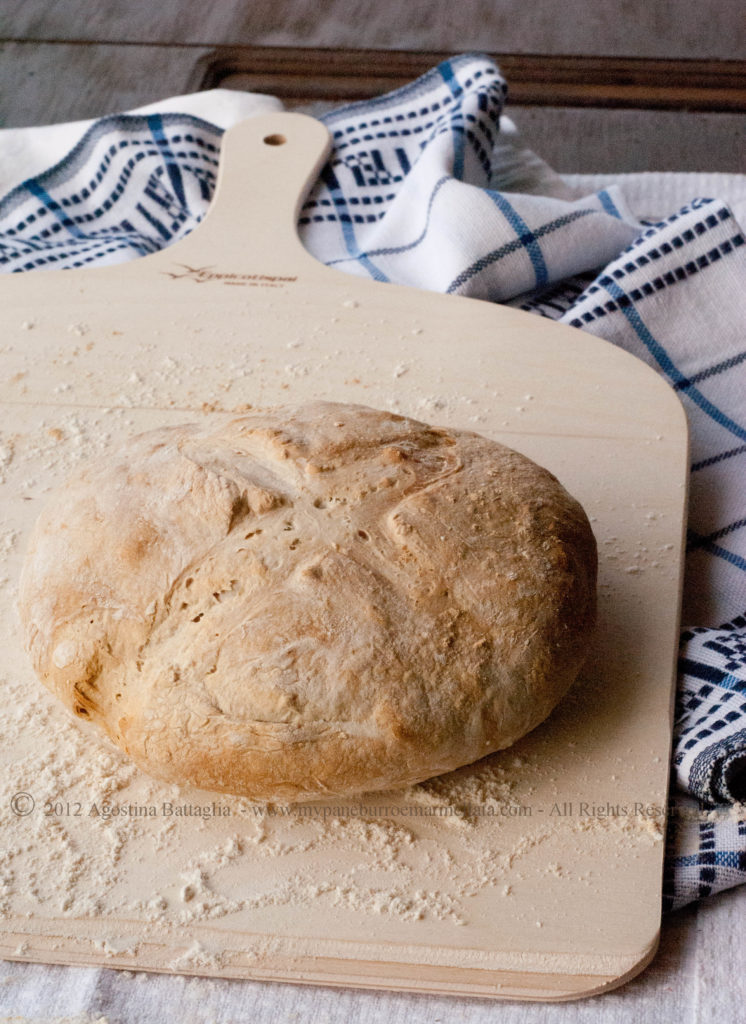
[169,940,224,972]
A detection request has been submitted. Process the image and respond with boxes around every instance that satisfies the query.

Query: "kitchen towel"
[1,52,745,913]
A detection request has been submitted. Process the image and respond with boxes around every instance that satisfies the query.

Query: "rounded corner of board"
[568,929,662,1003]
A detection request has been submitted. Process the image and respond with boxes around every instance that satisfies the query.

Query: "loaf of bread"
[19,401,596,801]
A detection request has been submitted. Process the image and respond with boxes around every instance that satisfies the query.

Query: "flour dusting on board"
[0,368,673,974]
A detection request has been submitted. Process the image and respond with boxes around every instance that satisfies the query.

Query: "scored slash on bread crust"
[19,401,597,802]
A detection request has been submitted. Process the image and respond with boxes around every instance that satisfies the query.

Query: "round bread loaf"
[19,401,596,801]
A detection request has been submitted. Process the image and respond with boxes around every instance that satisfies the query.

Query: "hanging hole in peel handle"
[263,133,287,146]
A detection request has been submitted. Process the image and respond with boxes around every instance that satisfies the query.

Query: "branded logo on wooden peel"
[162,264,297,288]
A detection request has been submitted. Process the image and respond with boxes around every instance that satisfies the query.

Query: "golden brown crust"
[19,401,596,801]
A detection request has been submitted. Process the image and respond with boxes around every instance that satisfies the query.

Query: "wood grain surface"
[2,40,744,173]
[3,0,745,59]
[0,888,743,1021]
[3,0,743,170]
[0,41,212,127]
[196,47,746,112]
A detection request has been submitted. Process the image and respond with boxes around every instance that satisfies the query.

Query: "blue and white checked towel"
[1,54,745,913]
